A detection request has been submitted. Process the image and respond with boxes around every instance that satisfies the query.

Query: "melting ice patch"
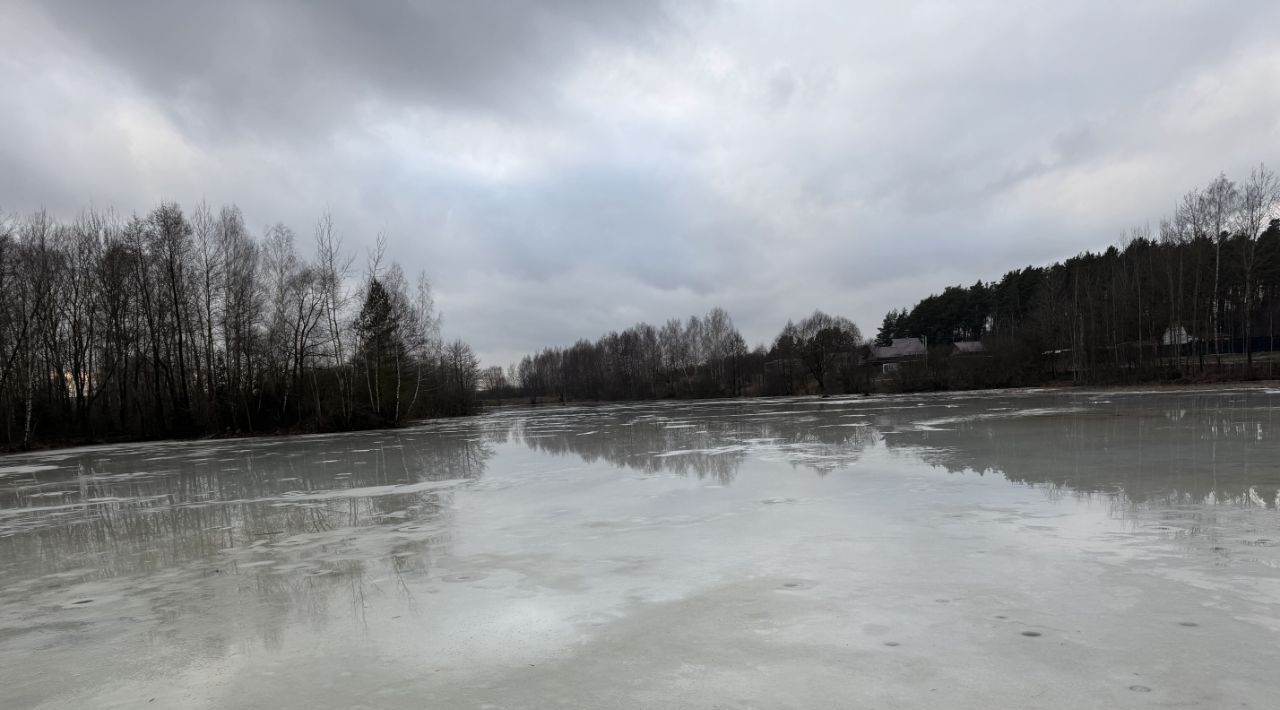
[655,445,751,458]
[0,464,59,478]
[267,479,466,502]
[912,406,1089,428]
[0,496,132,520]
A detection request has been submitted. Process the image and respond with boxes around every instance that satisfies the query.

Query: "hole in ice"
[883,641,900,647]
[1020,631,1041,637]
[1178,621,1199,627]
[71,599,94,605]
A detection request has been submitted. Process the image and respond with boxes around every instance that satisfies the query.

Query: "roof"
[952,340,985,354]
[870,337,927,360]
[1161,325,1197,345]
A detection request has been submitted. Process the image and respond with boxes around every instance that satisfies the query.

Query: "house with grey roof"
[869,337,927,373]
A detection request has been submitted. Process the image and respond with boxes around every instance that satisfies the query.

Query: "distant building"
[1161,325,1196,347]
[951,340,985,355]
[1041,348,1080,377]
[869,337,927,373]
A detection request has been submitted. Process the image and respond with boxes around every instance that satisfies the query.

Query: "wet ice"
[2,387,1280,708]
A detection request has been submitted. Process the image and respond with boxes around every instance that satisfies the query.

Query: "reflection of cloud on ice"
[509,400,880,481]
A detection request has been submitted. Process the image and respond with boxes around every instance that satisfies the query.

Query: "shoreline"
[8,379,1278,459]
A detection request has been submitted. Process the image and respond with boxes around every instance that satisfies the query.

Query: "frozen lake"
[2,388,1280,708]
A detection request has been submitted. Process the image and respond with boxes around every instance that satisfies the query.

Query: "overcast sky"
[4,1,1280,366]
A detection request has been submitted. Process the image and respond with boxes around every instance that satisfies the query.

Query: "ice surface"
[0,464,59,478]
[2,388,1280,708]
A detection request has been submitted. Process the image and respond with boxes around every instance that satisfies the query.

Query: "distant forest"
[5,164,1278,449]
[0,203,479,450]
[497,165,1280,402]
[488,308,864,402]
[875,165,1280,387]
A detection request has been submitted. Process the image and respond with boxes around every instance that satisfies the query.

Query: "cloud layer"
[5,0,1280,365]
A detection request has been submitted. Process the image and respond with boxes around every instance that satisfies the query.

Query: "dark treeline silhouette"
[492,307,866,402]
[876,165,1280,388]
[0,202,479,450]
[498,165,1280,403]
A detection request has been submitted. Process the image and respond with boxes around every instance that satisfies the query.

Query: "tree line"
[491,308,866,402]
[877,165,1280,386]
[500,164,1280,403]
[11,164,1272,441]
[0,202,479,450]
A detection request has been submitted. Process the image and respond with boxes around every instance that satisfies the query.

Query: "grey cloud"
[31,0,671,140]
[5,0,1280,365]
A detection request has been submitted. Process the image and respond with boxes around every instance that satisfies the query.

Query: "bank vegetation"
[0,203,479,450]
